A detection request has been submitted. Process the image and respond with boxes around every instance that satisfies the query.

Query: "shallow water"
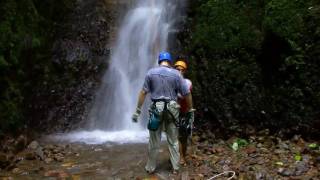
[0,141,177,179]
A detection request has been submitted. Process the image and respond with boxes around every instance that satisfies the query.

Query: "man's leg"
[166,120,180,171]
[145,128,162,173]
[179,137,187,165]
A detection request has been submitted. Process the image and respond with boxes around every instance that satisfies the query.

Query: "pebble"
[257,143,263,148]
[278,168,294,176]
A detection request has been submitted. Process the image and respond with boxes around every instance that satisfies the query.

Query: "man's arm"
[177,75,193,111]
[184,93,193,112]
[136,90,147,109]
[132,89,147,122]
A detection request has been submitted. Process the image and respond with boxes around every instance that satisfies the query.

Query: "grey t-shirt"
[143,65,190,101]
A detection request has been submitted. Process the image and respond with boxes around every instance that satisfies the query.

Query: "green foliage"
[308,143,318,149]
[294,154,302,161]
[0,56,9,68]
[231,138,249,151]
[193,0,262,55]
[0,0,74,134]
[187,0,320,132]
[264,0,308,42]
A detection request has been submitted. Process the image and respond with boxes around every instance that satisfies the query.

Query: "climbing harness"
[148,100,179,131]
[207,171,236,180]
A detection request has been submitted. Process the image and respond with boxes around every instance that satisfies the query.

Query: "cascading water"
[50,0,186,144]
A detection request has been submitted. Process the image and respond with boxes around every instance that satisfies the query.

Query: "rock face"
[28,0,125,133]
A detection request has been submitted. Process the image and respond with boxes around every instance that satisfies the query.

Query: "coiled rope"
[207,171,236,180]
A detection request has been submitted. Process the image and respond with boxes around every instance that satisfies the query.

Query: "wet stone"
[94,148,102,152]
[35,147,44,160]
[28,141,40,150]
[255,171,266,179]
[12,168,23,174]
[0,152,9,164]
[260,148,270,153]
[294,161,309,176]
[292,135,301,142]
[53,148,60,154]
[14,135,27,153]
[239,164,248,172]
[278,142,290,150]
[316,156,320,164]
[44,158,53,164]
[249,153,259,158]
[256,158,265,165]
[244,146,256,154]
[0,153,10,169]
[274,149,285,154]
[54,154,64,162]
[44,144,55,151]
[278,168,294,177]
[302,154,311,162]
[248,166,256,171]
[25,151,36,160]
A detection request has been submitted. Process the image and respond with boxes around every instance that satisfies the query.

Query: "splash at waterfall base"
[48,130,150,144]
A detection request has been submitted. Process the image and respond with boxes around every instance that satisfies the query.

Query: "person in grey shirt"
[132,52,193,175]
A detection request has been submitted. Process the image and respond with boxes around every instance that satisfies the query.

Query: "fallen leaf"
[294,154,302,161]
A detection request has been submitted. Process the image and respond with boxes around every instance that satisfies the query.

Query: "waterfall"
[50,0,186,144]
[88,0,185,131]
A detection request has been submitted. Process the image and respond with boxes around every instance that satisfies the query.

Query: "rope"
[207,171,236,180]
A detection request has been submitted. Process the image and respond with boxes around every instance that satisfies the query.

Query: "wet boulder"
[26,141,45,160]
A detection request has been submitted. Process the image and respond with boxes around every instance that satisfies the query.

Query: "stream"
[0,140,183,179]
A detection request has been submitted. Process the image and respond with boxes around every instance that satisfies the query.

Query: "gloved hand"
[186,108,196,124]
[132,107,141,123]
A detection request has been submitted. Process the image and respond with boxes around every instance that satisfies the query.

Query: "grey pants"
[145,101,180,172]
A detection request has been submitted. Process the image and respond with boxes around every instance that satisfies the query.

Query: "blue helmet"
[158,52,172,64]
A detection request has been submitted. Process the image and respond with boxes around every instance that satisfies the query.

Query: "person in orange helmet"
[174,56,195,166]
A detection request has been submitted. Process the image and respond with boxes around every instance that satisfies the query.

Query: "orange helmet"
[174,60,187,70]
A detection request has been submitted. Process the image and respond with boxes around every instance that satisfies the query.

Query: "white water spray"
[51,0,186,144]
